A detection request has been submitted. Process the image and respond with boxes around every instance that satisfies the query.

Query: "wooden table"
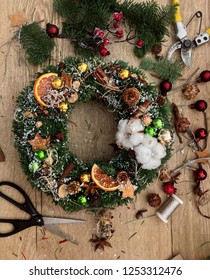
[0,0,209,260]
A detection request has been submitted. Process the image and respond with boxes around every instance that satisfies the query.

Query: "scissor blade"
[44,224,79,245]
[167,41,182,60]
[42,216,86,225]
[181,47,192,68]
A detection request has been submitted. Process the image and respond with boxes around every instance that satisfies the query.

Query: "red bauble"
[136,40,144,48]
[113,12,124,21]
[163,182,175,195]
[197,70,210,82]
[46,23,59,37]
[159,80,172,95]
[116,29,123,38]
[194,168,207,181]
[194,128,208,140]
[190,100,207,112]
[99,47,110,56]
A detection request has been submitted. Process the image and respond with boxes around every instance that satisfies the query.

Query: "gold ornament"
[52,77,63,89]
[78,62,88,73]
[119,69,130,79]
[80,172,91,183]
[59,102,68,112]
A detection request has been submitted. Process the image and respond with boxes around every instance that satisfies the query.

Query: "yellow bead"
[80,173,91,183]
[59,102,68,112]
[119,69,130,79]
[78,62,88,73]
[52,77,63,89]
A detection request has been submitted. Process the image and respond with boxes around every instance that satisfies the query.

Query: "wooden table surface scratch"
[0,0,209,260]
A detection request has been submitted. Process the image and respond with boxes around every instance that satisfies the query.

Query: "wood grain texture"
[0,0,209,260]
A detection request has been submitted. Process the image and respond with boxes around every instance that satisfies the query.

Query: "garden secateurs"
[167,0,210,67]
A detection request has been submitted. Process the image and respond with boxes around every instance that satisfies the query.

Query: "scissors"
[167,0,210,67]
[0,181,85,244]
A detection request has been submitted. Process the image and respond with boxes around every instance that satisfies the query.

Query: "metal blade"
[181,47,192,68]
[42,216,86,225]
[167,41,182,60]
[44,224,79,245]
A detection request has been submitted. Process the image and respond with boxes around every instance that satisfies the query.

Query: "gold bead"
[52,77,63,89]
[80,172,91,183]
[59,102,68,112]
[119,69,130,79]
[78,62,88,73]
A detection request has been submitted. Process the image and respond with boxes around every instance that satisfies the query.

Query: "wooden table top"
[0,0,209,260]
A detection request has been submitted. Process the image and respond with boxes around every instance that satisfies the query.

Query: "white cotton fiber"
[151,142,166,159]
[141,158,161,170]
[118,119,129,132]
[142,134,157,148]
[134,145,152,164]
[126,119,144,133]
[129,132,144,146]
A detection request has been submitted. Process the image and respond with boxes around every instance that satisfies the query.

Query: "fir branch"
[19,22,55,65]
[141,57,183,83]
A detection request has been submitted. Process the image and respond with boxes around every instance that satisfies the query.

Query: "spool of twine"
[156,194,183,223]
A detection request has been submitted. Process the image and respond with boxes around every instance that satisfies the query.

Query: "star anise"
[82,182,99,196]
[89,234,112,251]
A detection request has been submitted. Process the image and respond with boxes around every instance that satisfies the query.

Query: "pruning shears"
[167,0,210,67]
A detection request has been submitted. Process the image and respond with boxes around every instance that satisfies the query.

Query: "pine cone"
[147,193,161,207]
[117,171,129,185]
[67,181,81,195]
[122,87,141,106]
[151,44,162,55]
[175,117,190,133]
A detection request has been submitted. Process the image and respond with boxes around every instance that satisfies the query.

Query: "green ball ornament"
[29,161,40,173]
[34,150,47,161]
[152,118,163,129]
[144,126,156,137]
[77,195,87,205]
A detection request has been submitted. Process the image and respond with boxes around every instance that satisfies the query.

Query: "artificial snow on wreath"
[13,57,173,212]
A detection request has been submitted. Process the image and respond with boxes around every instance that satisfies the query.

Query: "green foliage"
[13,56,173,212]
[19,22,55,65]
[141,57,183,83]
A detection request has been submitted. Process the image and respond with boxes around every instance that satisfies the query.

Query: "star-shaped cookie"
[28,133,50,151]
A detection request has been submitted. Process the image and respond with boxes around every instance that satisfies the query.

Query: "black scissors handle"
[0,181,44,237]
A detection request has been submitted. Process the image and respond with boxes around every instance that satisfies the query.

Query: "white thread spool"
[156,194,183,223]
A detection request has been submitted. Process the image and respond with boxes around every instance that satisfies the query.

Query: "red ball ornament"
[159,80,172,95]
[163,182,175,195]
[194,168,207,181]
[113,12,124,21]
[194,128,208,140]
[197,70,210,82]
[99,47,110,57]
[190,100,207,112]
[46,23,59,37]
[136,40,144,48]
[116,29,123,38]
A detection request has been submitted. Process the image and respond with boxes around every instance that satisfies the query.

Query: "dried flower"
[175,117,191,133]
[183,84,200,100]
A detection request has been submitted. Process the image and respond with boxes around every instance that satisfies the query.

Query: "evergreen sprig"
[19,22,55,65]
[140,57,183,83]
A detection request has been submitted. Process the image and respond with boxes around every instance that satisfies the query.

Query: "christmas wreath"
[13,57,173,212]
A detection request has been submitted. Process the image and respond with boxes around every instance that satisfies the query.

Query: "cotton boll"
[118,119,129,132]
[126,119,144,133]
[141,158,161,170]
[116,131,132,149]
[142,134,157,148]
[134,145,152,164]
[151,142,166,159]
[129,132,144,146]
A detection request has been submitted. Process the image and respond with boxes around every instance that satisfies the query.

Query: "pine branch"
[19,22,55,65]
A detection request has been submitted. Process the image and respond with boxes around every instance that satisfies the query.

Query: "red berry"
[194,168,207,181]
[190,100,207,112]
[99,43,105,49]
[103,38,109,45]
[46,23,59,37]
[136,40,144,48]
[114,21,119,28]
[99,47,110,56]
[159,80,172,95]
[163,182,175,195]
[113,12,124,21]
[116,29,123,38]
[98,31,105,38]
[194,128,208,140]
[93,28,100,35]
[197,70,210,82]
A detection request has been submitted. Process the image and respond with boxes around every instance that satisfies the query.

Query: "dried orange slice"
[33,72,58,107]
[91,164,119,192]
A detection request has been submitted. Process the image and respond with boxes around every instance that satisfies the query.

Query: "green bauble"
[77,195,87,205]
[34,150,47,161]
[29,161,40,173]
[144,126,156,137]
[152,118,163,129]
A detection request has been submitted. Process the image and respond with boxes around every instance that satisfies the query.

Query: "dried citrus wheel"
[33,72,58,107]
[91,164,119,192]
